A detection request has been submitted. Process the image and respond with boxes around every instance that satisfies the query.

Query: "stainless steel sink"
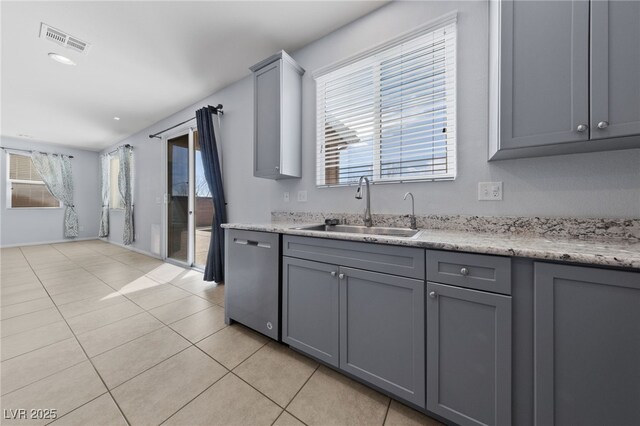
[294,224,421,238]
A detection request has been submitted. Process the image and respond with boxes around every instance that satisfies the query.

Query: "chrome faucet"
[403,192,417,230]
[355,176,373,227]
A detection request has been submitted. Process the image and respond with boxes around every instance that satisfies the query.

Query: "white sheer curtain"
[99,154,109,237]
[30,152,78,238]
[118,145,134,245]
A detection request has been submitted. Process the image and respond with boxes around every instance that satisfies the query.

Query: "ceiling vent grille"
[39,23,90,53]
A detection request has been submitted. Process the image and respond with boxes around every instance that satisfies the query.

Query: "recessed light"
[48,52,76,66]
[113,117,120,121]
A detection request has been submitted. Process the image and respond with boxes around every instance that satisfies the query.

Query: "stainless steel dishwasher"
[224,229,280,340]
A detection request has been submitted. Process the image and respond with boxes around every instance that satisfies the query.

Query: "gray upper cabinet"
[282,257,340,367]
[489,0,640,160]
[426,282,512,426]
[251,51,304,179]
[590,0,640,140]
[534,262,640,426]
[339,267,425,408]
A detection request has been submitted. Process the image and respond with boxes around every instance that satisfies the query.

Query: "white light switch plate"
[297,190,308,202]
[478,182,503,201]
[284,192,290,202]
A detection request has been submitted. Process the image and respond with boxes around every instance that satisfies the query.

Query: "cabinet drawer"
[426,250,511,295]
[283,235,425,280]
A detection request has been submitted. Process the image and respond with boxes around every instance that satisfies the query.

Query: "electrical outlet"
[297,190,308,202]
[478,182,503,201]
[284,192,290,202]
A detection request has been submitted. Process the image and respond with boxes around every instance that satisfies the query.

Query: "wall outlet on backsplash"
[478,182,503,201]
[297,190,308,202]
[284,192,290,202]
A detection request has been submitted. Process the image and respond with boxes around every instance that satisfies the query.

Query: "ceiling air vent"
[39,23,90,53]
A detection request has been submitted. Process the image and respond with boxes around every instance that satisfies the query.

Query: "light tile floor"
[0,239,443,426]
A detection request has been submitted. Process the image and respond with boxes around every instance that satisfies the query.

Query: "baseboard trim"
[101,238,163,260]
[0,237,98,249]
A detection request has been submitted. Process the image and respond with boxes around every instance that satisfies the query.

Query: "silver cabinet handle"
[460,267,469,276]
[338,273,345,279]
[576,124,588,132]
[275,166,280,171]
[597,121,609,129]
[330,271,336,277]
[429,291,437,299]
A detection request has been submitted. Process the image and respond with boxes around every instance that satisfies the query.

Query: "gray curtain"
[118,145,134,245]
[196,106,226,282]
[30,152,78,238]
[99,154,109,237]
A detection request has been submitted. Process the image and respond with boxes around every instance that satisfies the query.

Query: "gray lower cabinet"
[426,282,512,426]
[340,267,425,408]
[282,257,340,367]
[534,262,640,426]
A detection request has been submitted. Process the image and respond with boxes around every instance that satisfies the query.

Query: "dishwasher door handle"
[233,238,271,249]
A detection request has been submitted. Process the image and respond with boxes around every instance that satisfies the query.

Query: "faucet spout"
[403,192,417,230]
[356,176,373,227]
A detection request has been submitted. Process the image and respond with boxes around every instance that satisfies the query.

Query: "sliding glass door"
[167,130,212,268]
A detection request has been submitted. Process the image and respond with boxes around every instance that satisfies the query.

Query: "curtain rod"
[0,146,75,159]
[148,104,223,139]
[105,143,132,156]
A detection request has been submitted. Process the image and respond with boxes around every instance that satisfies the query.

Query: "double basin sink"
[295,224,421,238]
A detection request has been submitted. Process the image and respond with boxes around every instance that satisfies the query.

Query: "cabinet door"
[254,60,281,178]
[590,0,640,140]
[282,257,339,367]
[427,282,512,426]
[534,263,640,426]
[339,267,425,407]
[499,0,589,149]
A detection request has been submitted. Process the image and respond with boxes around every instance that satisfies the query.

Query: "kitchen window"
[6,153,61,208]
[315,15,457,186]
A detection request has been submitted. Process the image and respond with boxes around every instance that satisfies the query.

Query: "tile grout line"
[278,363,320,426]
[157,370,233,426]
[49,241,233,426]
[37,244,134,426]
[43,391,113,426]
[381,398,392,426]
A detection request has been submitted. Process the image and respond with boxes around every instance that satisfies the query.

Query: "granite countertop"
[222,222,640,270]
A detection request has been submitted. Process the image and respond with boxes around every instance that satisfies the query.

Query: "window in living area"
[7,153,61,208]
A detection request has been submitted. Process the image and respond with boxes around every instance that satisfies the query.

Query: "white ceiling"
[1,1,387,151]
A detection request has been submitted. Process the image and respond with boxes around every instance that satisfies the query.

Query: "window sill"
[6,206,63,210]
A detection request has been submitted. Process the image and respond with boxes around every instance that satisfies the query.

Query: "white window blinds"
[315,18,457,187]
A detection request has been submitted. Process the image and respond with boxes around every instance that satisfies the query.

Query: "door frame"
[162,125,197,267]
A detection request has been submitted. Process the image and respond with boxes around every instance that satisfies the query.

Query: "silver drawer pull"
[429,291,437,299]
[330,271,337,277]
[339,273,345,279]
[460,267,469,276]
[576,124,588,132]
[597,121,609,129]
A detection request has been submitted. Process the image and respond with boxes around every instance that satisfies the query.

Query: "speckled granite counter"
[222,222,640,270]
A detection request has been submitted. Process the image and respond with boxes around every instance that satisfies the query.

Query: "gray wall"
[274,0,640,218]
[101,76,273,256]
[103,1,639,256]
[0,137,100,247]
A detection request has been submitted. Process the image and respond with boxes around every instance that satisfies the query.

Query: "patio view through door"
[167,129,213,268]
